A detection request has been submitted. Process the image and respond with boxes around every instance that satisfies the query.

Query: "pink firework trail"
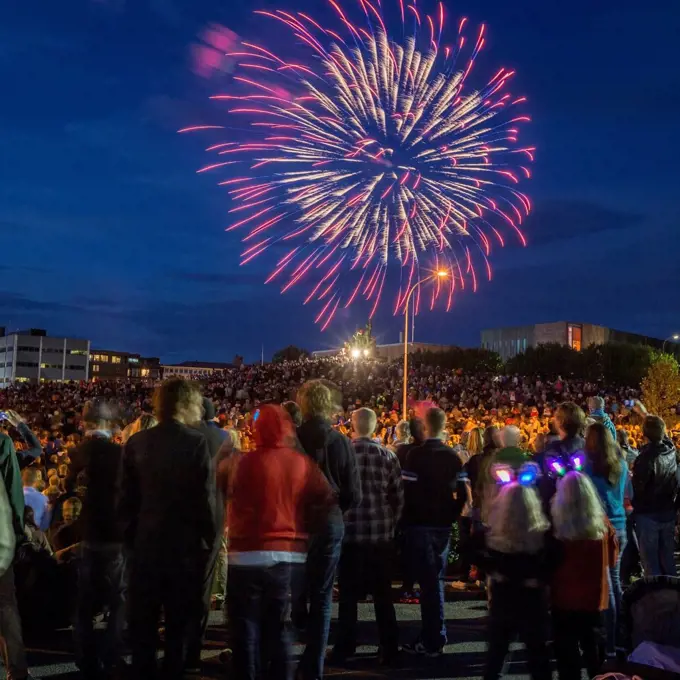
[183,0,533,328]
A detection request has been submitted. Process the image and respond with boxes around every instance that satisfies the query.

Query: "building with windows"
[160,361,234,379]
[89,350,161,381]
[481,322,674,361]
[0,328,90,385]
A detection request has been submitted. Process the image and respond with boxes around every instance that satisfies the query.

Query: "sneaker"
[402,641,443,658]
[448,580,468,591]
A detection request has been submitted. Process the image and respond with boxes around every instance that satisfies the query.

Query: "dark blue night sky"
[1,0,678,362]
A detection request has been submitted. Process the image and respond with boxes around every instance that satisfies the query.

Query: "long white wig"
[551,471,606,541]
[486,482,550,554]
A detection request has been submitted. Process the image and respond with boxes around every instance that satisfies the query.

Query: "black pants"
[186,537,222,667]
[458,517,473,580]
[128,553,206,680]
[552,609,605,680]
[484,585,551,680]
[335,542,398,657]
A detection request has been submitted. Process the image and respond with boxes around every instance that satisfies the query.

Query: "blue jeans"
[74,544,126,675]
[228,562,301,680]
[407,526,451,652]
[635,514,678,577]
[605,528,627,655]
[296,521,344,680]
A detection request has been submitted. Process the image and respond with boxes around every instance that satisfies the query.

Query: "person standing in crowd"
[588,396,617,443]
[474,482,552,680]
[394,417,425,469]
[551,472,619,680]
[21,469,50,531]
[632,415,679,577]
[584,422,628,657]
[390,420,411,454]
[332,407,403,666]
[186,397,230,675]
[456,427,484,588]
[295,381,360,680]
[401,407,466,657]
[227,404,335,680]
[121,378,215,680]
[537,402,586,507]
[0,414,31,680]
[67,400,126,678]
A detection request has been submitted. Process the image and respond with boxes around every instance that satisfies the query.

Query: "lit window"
[111,356,121,364]
[141,368,150,377]
[568,324,582,352]
[92,364,100,373]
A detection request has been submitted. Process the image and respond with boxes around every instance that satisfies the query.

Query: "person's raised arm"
[5,411,42,462]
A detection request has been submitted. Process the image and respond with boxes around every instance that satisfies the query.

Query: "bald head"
[500,425,521,448]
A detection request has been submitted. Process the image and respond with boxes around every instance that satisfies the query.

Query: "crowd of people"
[0,355,677,680]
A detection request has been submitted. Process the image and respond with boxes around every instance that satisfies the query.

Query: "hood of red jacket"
[254,404,295,449]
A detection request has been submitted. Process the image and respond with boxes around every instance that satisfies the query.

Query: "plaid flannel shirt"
[344,437,404,544]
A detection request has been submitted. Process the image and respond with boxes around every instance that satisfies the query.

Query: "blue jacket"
[587,459,628,532]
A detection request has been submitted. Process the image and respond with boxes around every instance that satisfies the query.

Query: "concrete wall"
[481,326,535,361]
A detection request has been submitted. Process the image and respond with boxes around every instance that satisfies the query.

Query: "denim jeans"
[0,564,28,680]
[74,544,126,676]
[335,542,398,658]
[296,521,344,680]
[406,526,451,652]
[605,528,627,655]
[228,562,300,680]
[635,514,678,578]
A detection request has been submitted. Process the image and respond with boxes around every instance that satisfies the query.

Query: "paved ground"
[4,590,537,680]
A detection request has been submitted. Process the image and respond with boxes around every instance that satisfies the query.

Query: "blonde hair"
[467,427,484,456]
[298,380,334,419]
[487,483,549,554]
[395,419,411,443]
[122,414,158,443]
[352,407,377,438]
[552,471,606,541]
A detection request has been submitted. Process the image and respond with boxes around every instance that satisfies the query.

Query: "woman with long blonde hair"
[551,471,618,680]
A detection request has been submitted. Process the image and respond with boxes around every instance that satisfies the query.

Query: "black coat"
[632,437,680,516]
[68,435,123,544]
[120,421,216,556]
[297,416,361,521]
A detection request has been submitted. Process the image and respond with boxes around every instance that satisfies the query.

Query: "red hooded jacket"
[228,405,335,556]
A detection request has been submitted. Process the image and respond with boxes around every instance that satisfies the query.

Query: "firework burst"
[181,0,534,329]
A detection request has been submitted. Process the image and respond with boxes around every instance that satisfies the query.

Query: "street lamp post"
[662,334,679,354]
[402,271,448,420]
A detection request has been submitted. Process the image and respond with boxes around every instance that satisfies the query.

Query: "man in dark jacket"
[295,380,361,680]
[68,399,126,678]
[401,408,466,657]
[121,379,215,680]
[632,415,679,577]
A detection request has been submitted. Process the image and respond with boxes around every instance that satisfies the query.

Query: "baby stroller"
[600,576,680,679]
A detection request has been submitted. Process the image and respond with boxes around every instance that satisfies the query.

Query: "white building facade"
[0,329,90,385]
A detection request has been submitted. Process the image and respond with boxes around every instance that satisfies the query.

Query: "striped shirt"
[344,438,404,544]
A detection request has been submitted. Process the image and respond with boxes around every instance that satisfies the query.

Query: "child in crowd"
[471,482,553,680]
[550,471,619,680]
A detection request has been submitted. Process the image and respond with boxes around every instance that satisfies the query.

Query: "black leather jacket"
[632,438,679,515]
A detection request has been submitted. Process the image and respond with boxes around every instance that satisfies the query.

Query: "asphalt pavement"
[5,591,538,680]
